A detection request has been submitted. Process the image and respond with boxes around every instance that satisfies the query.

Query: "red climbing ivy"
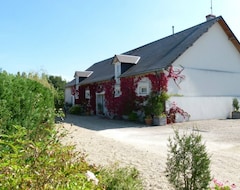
[75,66,189,122]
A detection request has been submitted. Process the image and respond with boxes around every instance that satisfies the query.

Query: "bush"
[0,71,143,189]
[69,105,82,115]
[0,72,55,140]
[128,112,138,121]
[232,98,239,111]
[0,125,101,189]
[165,129,211,190]
[100,165,143,190]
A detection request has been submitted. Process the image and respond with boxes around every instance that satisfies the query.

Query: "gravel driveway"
[61,114,240,190]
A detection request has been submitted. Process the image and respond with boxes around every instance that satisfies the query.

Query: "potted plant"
[150,91,169,126]
[167,101,190,123]
[232,98,240,119]
[144,115,153,126]
[144,98,153,125]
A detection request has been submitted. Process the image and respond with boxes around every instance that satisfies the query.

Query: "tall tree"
[48,75,66,109]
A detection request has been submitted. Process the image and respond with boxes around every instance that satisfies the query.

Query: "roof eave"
[79,76,114,86]
[218,18,240,53]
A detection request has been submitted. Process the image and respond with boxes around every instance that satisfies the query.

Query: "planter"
[232,111,240,119]
[153,116,167,126]
[145,118,153,126]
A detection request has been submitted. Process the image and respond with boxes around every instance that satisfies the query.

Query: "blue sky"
[1,0,240,81]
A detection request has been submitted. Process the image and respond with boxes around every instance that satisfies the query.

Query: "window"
[139,86,148,95]
[115,62,121,85]
[85,89,90,99]
[136,77,151,96]
[114,84,121,97]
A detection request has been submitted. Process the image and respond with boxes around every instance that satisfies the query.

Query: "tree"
[48,75,66,109]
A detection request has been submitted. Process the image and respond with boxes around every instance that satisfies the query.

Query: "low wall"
[168,96,239,121]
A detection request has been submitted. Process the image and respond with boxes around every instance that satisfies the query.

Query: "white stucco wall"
[167,22,240,121]
[169,22,240,97]
[64,87,73,105]
[168,96,237,121]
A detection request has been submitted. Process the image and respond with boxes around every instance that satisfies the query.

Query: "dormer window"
[112,54,141,95]
[74,71,93,84]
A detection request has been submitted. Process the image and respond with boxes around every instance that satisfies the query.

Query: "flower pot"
[145,118,153,126]
[232,111,240,119]
[153,116,167,126]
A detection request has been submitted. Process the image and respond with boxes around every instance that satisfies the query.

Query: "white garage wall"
[64,87,72,104]
[167,22,240,121]
[168,96,238,121]
[169,22,240,97]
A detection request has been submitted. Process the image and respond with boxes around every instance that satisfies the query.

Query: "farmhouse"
[65,15,240,122]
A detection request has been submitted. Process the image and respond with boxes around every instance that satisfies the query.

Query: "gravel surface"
[59,114,240,190]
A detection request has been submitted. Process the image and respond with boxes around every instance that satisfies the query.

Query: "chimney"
[206,14,216,21]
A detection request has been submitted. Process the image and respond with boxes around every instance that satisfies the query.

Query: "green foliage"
[69,105,83,115]
[165,129,211,190]
[0,72,55,140]
[145,91,169,116]
[0,71,143,189]
[232,98,239,112]
[0,125,101,190]
[48,75,66,91]
[128,112,138,121]
[100,165,143,190]
[48,75,66,110]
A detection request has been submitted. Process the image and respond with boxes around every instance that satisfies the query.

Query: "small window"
[138,86,148,95]
[137,77,150,96]
[114,85,121,97]
[85,89,90,99]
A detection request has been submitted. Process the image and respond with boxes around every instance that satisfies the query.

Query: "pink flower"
[231,183,236,189]
[213,179,223,187]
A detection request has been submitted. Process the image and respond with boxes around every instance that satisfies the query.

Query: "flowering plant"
[167,101,190,123]
[211,179,236,190]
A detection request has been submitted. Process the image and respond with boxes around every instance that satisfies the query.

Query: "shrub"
[0,72,55,140]
[69,105,82,115]
[0,71,144,190]
[165,129,211,190]
[232,98,239,112]
[128,112,138,121]
[0,125,101,189]
[100,165,143,190]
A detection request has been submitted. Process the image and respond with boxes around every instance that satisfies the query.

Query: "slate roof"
[66,79,75,87]
[80,58,114,85]
[79,16,240,85]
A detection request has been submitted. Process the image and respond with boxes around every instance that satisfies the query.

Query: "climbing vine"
[74,65,188,122]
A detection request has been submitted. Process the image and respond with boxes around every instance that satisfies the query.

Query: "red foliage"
[75,66,188,120]
[167,101,190,124]
[166,65,185,88]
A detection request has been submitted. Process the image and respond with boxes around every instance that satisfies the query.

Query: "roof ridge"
[124,16,221,56]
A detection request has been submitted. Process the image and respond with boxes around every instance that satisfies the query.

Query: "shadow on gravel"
[63,114,146,131]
